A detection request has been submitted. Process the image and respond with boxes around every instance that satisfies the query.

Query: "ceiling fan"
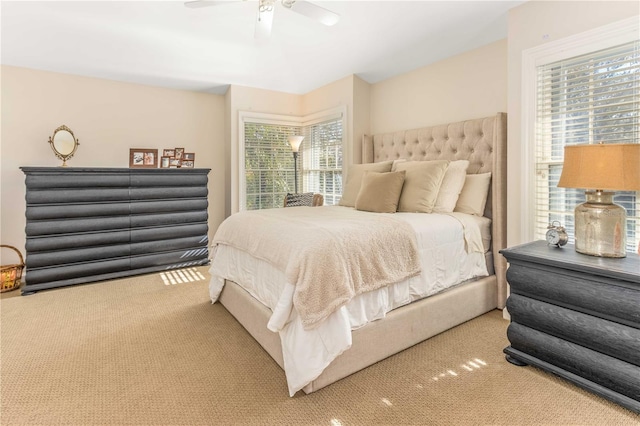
[184,0,340,39]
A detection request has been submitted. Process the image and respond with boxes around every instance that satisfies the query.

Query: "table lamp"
[558,143,640,258]
[287,135,305,193]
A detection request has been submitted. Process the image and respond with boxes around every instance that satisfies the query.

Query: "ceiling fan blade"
[254,5,274,39]
[287,1,339,26]
[184,1,242,9]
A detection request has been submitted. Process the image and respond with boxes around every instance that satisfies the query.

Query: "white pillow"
[394,160,450,213]
[454,172,492,216]
[433,160,470,213]
[339,161,393,207]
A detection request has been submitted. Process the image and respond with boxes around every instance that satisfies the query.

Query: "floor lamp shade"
[287,135,305,193]
[558,143,640,258]
[287,135,305,153]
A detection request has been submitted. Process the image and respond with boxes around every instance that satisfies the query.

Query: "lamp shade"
[558,143,640,191]
[287,135,305,153]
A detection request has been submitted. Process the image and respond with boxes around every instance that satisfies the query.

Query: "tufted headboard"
[362,113,507,308]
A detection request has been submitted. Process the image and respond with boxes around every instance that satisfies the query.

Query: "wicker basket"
[1,245,24,293]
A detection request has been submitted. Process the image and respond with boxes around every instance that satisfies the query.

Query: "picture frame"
[160,156,171,168]
[174,148,185,160]
[181,160,194,168]
[129,148,158,168]
[163,149,175,157]
[169,158,181,168]
[183,152,195,162]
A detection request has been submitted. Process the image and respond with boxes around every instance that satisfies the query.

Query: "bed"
[209,113,507,396]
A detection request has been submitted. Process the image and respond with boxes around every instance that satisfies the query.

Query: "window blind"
[302,117,343,206]
[535,40,640,253]
[243,114,344,210]
[244,122,301,210]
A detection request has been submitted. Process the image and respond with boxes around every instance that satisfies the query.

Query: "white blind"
[535,40,640,253]
[244,122,301,210]
[243,114,344,210]
[302,117,343,206]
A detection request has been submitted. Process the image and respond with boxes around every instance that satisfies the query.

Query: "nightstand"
[500,241,640,413]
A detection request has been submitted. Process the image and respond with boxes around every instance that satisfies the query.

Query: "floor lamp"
[287,135,305,193]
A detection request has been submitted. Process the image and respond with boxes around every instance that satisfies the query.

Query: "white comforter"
[211,206,422,330]
[209,208,488,396]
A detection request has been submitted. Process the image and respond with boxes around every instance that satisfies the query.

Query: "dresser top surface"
[500,240,639,284]
[21,167,210,174]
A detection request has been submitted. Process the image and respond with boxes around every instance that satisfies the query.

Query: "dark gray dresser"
[21,167,210,294]
[500,241,640,413]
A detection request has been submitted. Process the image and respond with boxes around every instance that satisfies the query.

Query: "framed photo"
[129,148,158,168]
[169,157,181,168]
[181,160,194,168]
[160,156,171,168]
[183,152,195,162]
[163,149,175,157]
[174,148,185,160]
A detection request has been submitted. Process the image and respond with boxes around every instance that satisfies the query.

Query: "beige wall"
[226,78,358,213]
[506,1,640,247]
[300,75,372,166]
[302,76,353,163]
[351,76,371,165]
[369,39,508,134]
[225,85,302,214]
[0,65,225,256]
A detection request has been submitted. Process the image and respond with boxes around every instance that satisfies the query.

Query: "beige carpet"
[1,268,638,425]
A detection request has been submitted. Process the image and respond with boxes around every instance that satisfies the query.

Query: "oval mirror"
[48,125,79,167]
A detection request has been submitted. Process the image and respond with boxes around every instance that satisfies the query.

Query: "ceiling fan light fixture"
[259,0,275,13]
[185,0,340,37]
[255,2,274,38]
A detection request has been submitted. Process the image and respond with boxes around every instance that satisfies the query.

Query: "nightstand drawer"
[507,294,640,366]
[506,261,640,328]
[507,323,640,402]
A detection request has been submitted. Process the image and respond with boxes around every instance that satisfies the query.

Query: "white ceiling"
[1,1,526,95]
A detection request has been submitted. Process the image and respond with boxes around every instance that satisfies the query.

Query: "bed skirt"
[218,275,498,394]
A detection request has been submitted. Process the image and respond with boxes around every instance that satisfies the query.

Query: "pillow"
[339,161,393,207]
[394,160,450,213]
[391,159,407,171]
[284,192,314,207]
[355,171,406,213]
[433,160,470,213]
[454,172,492,216]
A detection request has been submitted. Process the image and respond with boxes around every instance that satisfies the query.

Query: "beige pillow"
[433,160,470,213]
[339,161,393,207]
[454,172,492,216]
[355,171,406,213]
[394,160,450,213]
[391,159,407,171]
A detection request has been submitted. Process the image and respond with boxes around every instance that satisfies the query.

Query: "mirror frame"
[48,125,79,167]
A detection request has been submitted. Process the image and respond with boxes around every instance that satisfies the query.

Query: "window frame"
[238,107,346,212]
[520,16,639,246]
[301,111,344,206]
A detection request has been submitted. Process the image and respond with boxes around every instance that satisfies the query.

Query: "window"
[243,121,301,210]
[241,110,344,211]
[302,116,343,206]
[535,39,640,253]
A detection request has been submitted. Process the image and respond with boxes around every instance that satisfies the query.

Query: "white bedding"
[211,206,422,329]
[209,209,489,396]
